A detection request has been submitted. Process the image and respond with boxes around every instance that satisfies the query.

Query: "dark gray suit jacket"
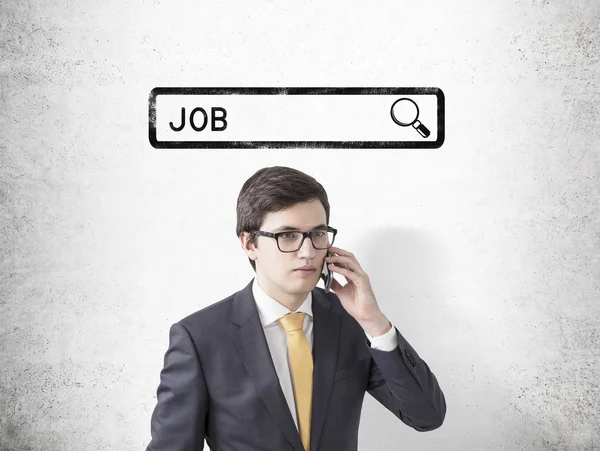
[146,278,446,451]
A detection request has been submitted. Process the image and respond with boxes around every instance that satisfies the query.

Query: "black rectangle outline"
[148,87,445,149]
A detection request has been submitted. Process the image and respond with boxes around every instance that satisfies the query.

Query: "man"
[145,166,446,451]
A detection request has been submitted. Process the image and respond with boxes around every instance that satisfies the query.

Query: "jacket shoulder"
[177,291,236,332]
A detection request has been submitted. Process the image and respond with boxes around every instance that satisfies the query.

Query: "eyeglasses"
[252,226,337,253]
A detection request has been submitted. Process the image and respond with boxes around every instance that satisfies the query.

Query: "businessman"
[145,166,446,451]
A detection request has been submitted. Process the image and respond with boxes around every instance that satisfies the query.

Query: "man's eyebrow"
[271,224,328,232]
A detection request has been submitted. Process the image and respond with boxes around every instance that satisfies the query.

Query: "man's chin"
[288,275,318,291]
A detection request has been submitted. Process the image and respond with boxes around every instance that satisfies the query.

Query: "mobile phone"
[322,251,333,293]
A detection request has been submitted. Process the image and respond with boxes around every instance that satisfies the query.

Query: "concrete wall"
[1,0,598,449]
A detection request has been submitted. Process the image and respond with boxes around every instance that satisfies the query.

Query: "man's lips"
[295,266,316,271]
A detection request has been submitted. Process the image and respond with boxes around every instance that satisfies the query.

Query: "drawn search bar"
[148,87,445,149]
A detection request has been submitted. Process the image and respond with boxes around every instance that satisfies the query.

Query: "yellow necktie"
[278,312,313,451]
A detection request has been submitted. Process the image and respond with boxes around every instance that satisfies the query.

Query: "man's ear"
[240,232,257,261]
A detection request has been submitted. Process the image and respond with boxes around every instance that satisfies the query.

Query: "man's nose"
[297,235,317,257]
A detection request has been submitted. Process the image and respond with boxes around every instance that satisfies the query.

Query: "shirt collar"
[252,278,313,327]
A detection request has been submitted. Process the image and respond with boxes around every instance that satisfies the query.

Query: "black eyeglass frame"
[251,226,337,253]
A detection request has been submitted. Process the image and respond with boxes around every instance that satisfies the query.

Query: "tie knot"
[278,312,306,332]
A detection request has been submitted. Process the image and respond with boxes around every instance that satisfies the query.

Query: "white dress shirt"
[252,278,399,431]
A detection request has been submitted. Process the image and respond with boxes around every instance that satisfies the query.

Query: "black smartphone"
[322,251,333,293]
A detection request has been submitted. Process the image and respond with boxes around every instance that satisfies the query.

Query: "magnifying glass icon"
[390,98,431,138]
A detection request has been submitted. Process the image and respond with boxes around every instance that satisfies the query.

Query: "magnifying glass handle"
[412,120,431,138]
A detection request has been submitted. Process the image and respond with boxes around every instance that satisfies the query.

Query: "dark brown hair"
[236,166,330,271]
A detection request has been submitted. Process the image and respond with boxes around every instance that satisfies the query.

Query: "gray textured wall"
[1,0,599,450]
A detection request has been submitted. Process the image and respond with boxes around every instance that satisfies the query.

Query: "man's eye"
[281,232,295,239]
[312,231,325,237]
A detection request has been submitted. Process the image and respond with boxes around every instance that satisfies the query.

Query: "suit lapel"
[230,279,341,451]
[231,279,304,451]
[309,287,341,451]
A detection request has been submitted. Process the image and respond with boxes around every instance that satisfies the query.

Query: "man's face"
[243,200,329,303]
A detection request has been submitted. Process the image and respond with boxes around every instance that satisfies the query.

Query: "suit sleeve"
[364,326,446,432]
[146,322,209,451]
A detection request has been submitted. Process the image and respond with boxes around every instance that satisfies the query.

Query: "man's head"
[237,166,331,304]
